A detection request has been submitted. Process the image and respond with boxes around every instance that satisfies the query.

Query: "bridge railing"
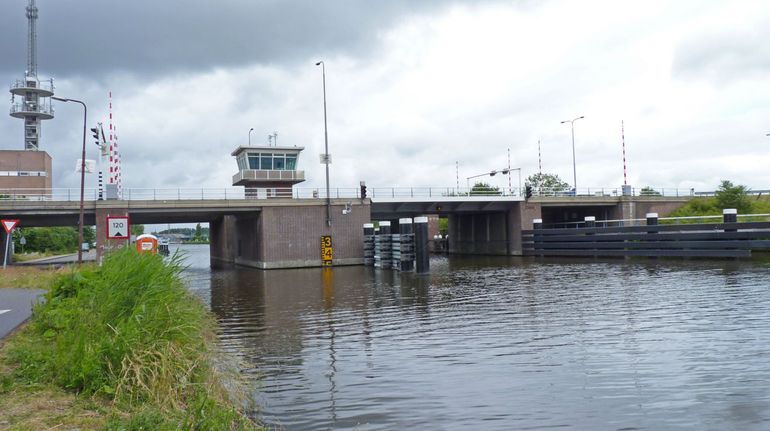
[541,213,770,229]
[0,186,720,202]
[532,186,698,197]
[0,187,524,201]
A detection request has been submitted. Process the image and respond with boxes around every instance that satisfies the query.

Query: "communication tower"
[9,0,55,151]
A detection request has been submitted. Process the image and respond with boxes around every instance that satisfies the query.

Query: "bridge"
[0,186,691,268]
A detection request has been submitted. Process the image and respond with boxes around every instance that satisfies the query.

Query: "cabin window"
[260,153,273,170]
[273,154,285,170]
[285,155,297,170]
[247,154,259,169]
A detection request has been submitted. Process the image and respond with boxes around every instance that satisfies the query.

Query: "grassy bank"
[0,249,259,430]
[0,266,63,289]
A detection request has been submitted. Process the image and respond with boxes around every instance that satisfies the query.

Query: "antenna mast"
[26,0,38,77]
[11,0,54,151]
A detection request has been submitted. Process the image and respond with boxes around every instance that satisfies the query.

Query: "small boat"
[158,238,170,256]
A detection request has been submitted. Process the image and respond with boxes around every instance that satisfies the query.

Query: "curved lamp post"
[316,60,331,227]
[248,127,254,146]
[560,115,584,193]
[52,96,87,264]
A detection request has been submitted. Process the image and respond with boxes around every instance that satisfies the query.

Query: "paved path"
[0,288,45,340]
[17,250,96,265]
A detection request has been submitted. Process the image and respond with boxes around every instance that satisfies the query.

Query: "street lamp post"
[466,170,498,190]
[561,115,584,193]
[466,168,521,195]
[316,60,331,227]
[52,96,87,264]
[248,127,254,146]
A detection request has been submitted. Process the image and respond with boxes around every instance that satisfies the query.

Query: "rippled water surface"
[178,244,770,430]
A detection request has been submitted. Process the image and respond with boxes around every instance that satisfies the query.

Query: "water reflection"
[178,244,770,430]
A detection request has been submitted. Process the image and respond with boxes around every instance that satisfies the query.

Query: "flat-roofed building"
[232,145,305,198]
[0,150,52,193]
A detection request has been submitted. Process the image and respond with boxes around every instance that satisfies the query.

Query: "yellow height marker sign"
[321,235,333,266]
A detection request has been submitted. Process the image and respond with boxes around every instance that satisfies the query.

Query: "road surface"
[0,288,45,340]
[17,250,96,265]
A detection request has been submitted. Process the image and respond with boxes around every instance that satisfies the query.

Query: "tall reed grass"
[6,248,258,430]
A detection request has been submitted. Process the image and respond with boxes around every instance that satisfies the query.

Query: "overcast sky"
[2,0,770,194]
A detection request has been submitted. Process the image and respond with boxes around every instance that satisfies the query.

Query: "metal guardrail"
[542,213,770,229]
[0,187,522,201]
[0,186,745,202]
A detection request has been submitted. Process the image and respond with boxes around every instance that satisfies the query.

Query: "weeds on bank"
[0,266,62,289]
[2,248,258,430]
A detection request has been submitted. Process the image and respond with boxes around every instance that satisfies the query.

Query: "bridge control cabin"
[231,145,305,198]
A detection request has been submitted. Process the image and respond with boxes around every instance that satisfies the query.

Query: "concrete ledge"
[234,257,364,270]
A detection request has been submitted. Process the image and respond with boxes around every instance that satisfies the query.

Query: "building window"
[273,154,285,170]
[260,153,272,170]
[286,155,297,170]
[247,154,259,170]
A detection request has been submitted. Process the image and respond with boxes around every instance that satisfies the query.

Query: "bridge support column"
[212,201,370,269]
[95,207,130,263]
[210,215,238,267]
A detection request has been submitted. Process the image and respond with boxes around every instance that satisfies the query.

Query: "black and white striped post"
[98,170,104,200]
[414,216,429,274]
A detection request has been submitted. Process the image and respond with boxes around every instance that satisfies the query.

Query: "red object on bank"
[135,234,158,254]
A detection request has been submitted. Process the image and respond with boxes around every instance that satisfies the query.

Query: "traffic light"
[90,127,99,145]
[360,181,367,199]
[525,185,533,199]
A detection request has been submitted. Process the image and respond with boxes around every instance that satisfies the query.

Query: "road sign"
[321,235,333,266]
[107,216,130,239]
[1,220,19,234]
[75,159,96,173]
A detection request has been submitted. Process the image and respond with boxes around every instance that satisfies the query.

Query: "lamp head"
[315,61,323,66]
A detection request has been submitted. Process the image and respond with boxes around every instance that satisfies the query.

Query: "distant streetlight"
[52,96,87,264]
[316,60,331,227]
[248,127,254,146]
[561,115,584,193]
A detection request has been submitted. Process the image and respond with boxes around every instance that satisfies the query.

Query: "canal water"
[177,244,770,430]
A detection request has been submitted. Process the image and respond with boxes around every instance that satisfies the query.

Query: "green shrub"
[6,248,257,430]
[715,180,752,214]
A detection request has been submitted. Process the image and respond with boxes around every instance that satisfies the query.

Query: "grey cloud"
[0,0,505,79]
[672,27,770,84]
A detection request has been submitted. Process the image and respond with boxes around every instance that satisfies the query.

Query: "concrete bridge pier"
[95,207,130,263]
[210,201,370,269]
